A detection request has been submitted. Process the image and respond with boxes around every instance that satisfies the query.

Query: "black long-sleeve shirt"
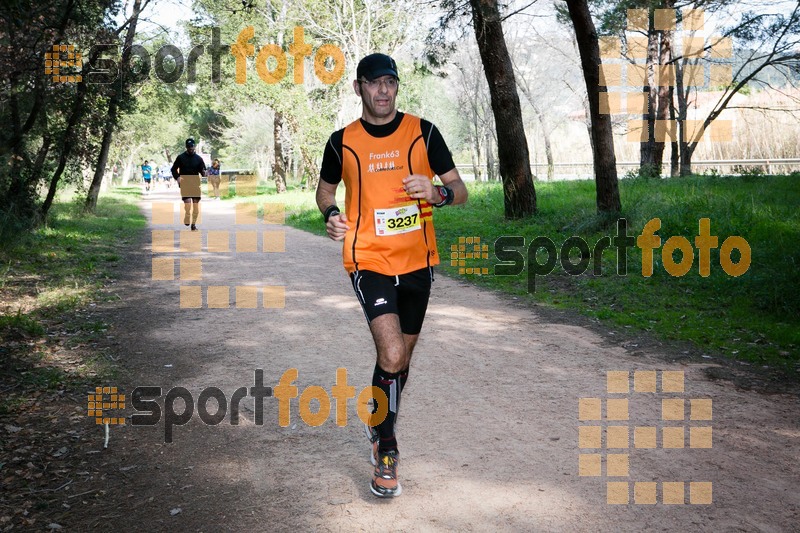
[171,151,206,180]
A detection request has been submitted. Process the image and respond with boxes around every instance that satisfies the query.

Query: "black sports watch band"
[323,204,340,222]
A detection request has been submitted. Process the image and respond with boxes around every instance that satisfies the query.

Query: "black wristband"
[323,205,340,222]
[433,185,454,208]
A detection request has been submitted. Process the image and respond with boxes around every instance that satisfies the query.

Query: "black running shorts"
[350,268,433,335]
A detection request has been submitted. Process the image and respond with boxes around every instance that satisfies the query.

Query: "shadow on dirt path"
[64,189,800,531]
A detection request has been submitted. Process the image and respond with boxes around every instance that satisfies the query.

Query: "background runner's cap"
[356,53,399,81]
[185,138,196,147]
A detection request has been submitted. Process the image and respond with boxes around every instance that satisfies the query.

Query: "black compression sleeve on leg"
[373,364,401,453]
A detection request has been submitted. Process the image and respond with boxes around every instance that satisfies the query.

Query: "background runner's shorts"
[350,267,433,335]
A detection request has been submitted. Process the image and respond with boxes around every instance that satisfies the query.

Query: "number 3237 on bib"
[374,204,422,236]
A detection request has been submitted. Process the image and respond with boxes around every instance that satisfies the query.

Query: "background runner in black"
[171,138,206,231]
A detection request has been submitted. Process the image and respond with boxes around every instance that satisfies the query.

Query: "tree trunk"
[302,148,318,191]
[41,85,90,217]
[565,0,621,213]
[32,136,52,182]
[468,0,536,218]
[286,149,295,183]
[471,108,482,181]
[122,159,131,186]
[293,152,301,186]
[640,28,659,176]
[85,0,142,212]
[581,95,593,152]
[652,1,674,175]
[669,86,679,177]
[40,160,66,219]
[485,128,496,182]
[121,149,139,186]
[533,104,554,181]
[680,141,694,177]
[85,101,117,209]
[272,111,287,193]
[517,81,555,181]
[3,127,51,224]
[674,58,692,176]
[470,137,481,182]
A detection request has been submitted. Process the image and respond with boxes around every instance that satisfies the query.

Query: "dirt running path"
[74,188,799,531]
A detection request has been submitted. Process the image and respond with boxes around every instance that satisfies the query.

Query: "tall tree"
[85,0,148,212]
[468,0,536,218]
[452,45,495,182]
[652,1,674,174]
[639,12,661,176]
[637,1,675,178]
[593,0,674,178]
[516,85,555,181]
[191,0,389,191]
[565,0,622,212]
[272,111,288,193]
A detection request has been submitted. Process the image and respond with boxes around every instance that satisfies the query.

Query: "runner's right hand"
[327,213,349,241]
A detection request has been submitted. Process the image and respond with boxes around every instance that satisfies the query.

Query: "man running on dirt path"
[171,138,206,231]
[315,53,467,498]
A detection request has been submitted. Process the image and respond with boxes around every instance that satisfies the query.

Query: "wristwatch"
[433,185,454,207]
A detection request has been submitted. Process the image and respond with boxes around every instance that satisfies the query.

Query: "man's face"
[354,75,398,124]
[186,145,195,155]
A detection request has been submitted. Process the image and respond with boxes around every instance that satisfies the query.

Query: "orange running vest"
[340,114,439,275]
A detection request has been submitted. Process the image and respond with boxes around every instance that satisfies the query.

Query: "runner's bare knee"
[370,314,407,372]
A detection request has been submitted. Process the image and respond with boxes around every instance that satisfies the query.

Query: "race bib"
[374,204,421,236]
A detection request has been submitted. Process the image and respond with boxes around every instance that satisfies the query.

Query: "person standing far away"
[171,138,206,231]
[208,159,222,199]
[315,53,468,498]
[141,160,152,194]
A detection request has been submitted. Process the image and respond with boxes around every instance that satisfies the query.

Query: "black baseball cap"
[185,138,196,148]
[356,53,399,81]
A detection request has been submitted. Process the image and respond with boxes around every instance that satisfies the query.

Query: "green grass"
[213,181,333,235]
[0,309,45,338]
[0,187,145,388]
[270,175,799,369]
